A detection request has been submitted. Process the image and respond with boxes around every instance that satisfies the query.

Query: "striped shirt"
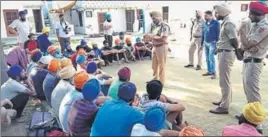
[67,99,98,136]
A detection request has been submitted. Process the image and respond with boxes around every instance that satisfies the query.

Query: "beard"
[20,18,26,22]
[20,76,28,81]
[107,19,111,22]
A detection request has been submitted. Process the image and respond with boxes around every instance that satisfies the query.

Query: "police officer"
[145,11,170,85]
[209,3,238,114]
[185,10,204,70]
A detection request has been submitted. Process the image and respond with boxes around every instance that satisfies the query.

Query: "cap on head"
[179,126,205,136]
[7,65,23,79]
[86,61,97,74]
[74,71,89,89]
[80,39,87,46]
[117,82,137,102]
[31,50,42,63]
[42,27,50,34]
[114,39,120,45]
[48,59,60,73]
[58,65,76,80]
[105,13,111,19]
[144,106,166,132]
[249,2,268,16]
[82,79,101,101]
[39,56,53,65]
[117,67,131,81]
[60,58,72,69]
[242,101,266,125]
[47,46,57,54]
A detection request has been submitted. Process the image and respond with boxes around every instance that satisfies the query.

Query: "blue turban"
[19,10,26,16]
[82,79,101,101]
[7,65,23,79]
[118,82,136,102]
[105,13,111,19]
[86,62,97,74]
[144,106,166,132]
[80,39,87,46]
[136,37,141,42]
[31,50,42,62]
[76,54,87,65]
[119,32,124,36]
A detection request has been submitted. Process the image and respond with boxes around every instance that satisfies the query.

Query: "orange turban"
[74,71,90,89]
[179,126,205,137]
[114,39,120,45]
[78,49,87,56]
[125,37,132,44]
[48,59,60,72]
[47,46,57,53]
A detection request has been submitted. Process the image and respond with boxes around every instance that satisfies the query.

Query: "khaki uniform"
[189,18,204,66]
[243,18,268,103]
[151,22,170,85]
[217,16,237,109]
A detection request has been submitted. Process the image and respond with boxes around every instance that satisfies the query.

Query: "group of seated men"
[1,27,267,136]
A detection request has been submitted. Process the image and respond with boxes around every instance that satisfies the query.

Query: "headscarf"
[74,71,89,89]
[82,79,101,101]
[7,65,23,79]
[150,11,162,20]
[48,59,60,73]
[144,106,166,132]
[243,101,266,125]
[58,65,76,80]
[117,82,136,102]
[86,62,97,74]
[31,50,42,63]
[214,2,231,17]
[60,58,72,69]
[118,67,131,81]
[249,2,268,15]
[179,126,205,136]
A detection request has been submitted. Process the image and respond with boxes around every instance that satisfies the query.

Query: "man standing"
[201,11,220,79]
[103,13,113,47]
[8,11,30,48]
[184,10,204,70]
[145,11,170,85]
[56,14,71,53]
[209,3,238,114]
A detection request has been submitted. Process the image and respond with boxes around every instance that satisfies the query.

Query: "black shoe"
[209,107,229,114]
[202,72,212,76]
[195,65,201,70]
[184,64,194,68]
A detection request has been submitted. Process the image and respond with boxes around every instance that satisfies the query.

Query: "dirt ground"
[1,28,268,136]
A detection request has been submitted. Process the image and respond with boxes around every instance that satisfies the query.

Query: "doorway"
[97,12,107,33]
[33,9,43,33]
[162,6,169,23]
[3,9,18,36]
[125,10,135,32]
[136,9,143,31]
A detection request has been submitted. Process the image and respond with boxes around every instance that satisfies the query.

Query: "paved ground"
[2,28,268,136]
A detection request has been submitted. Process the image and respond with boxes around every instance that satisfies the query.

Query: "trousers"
[152,46,168,85]
[104,35,113,47]
[189,38,202,66]
[218,51,235,109]
[204,41,216,74]
[243,62,263,102]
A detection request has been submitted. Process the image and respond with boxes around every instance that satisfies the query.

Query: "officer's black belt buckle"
[243,58,263,63]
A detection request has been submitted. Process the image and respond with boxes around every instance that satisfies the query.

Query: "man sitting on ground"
[47,46,62,59]
[91,42,105,68]
[108,67,131,100]
[24,33,39,54]
[179,126,205,136]
[29,56,52,100]
[134,37,151,60]
[68,79,110,136]
[59,71,89,133]
[139,80,186,131]
[71,45,84,69]
[86,62,113,95]
[43,59,61,105]
[90,82,144,136]
[222,102,266,136]
[124,37,136,61]
[101,40,115,66]
[113,39,129,64]
[131,106,180,136]
[63,43,74,58]
[26,50,42,75]
[76,54,88,72]
[1,65,36,118]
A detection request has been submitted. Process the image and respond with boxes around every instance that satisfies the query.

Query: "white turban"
[214,2,231,17]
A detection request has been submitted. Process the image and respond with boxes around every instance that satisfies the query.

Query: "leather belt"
[243,58,263,63]
[218,49,234,53]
